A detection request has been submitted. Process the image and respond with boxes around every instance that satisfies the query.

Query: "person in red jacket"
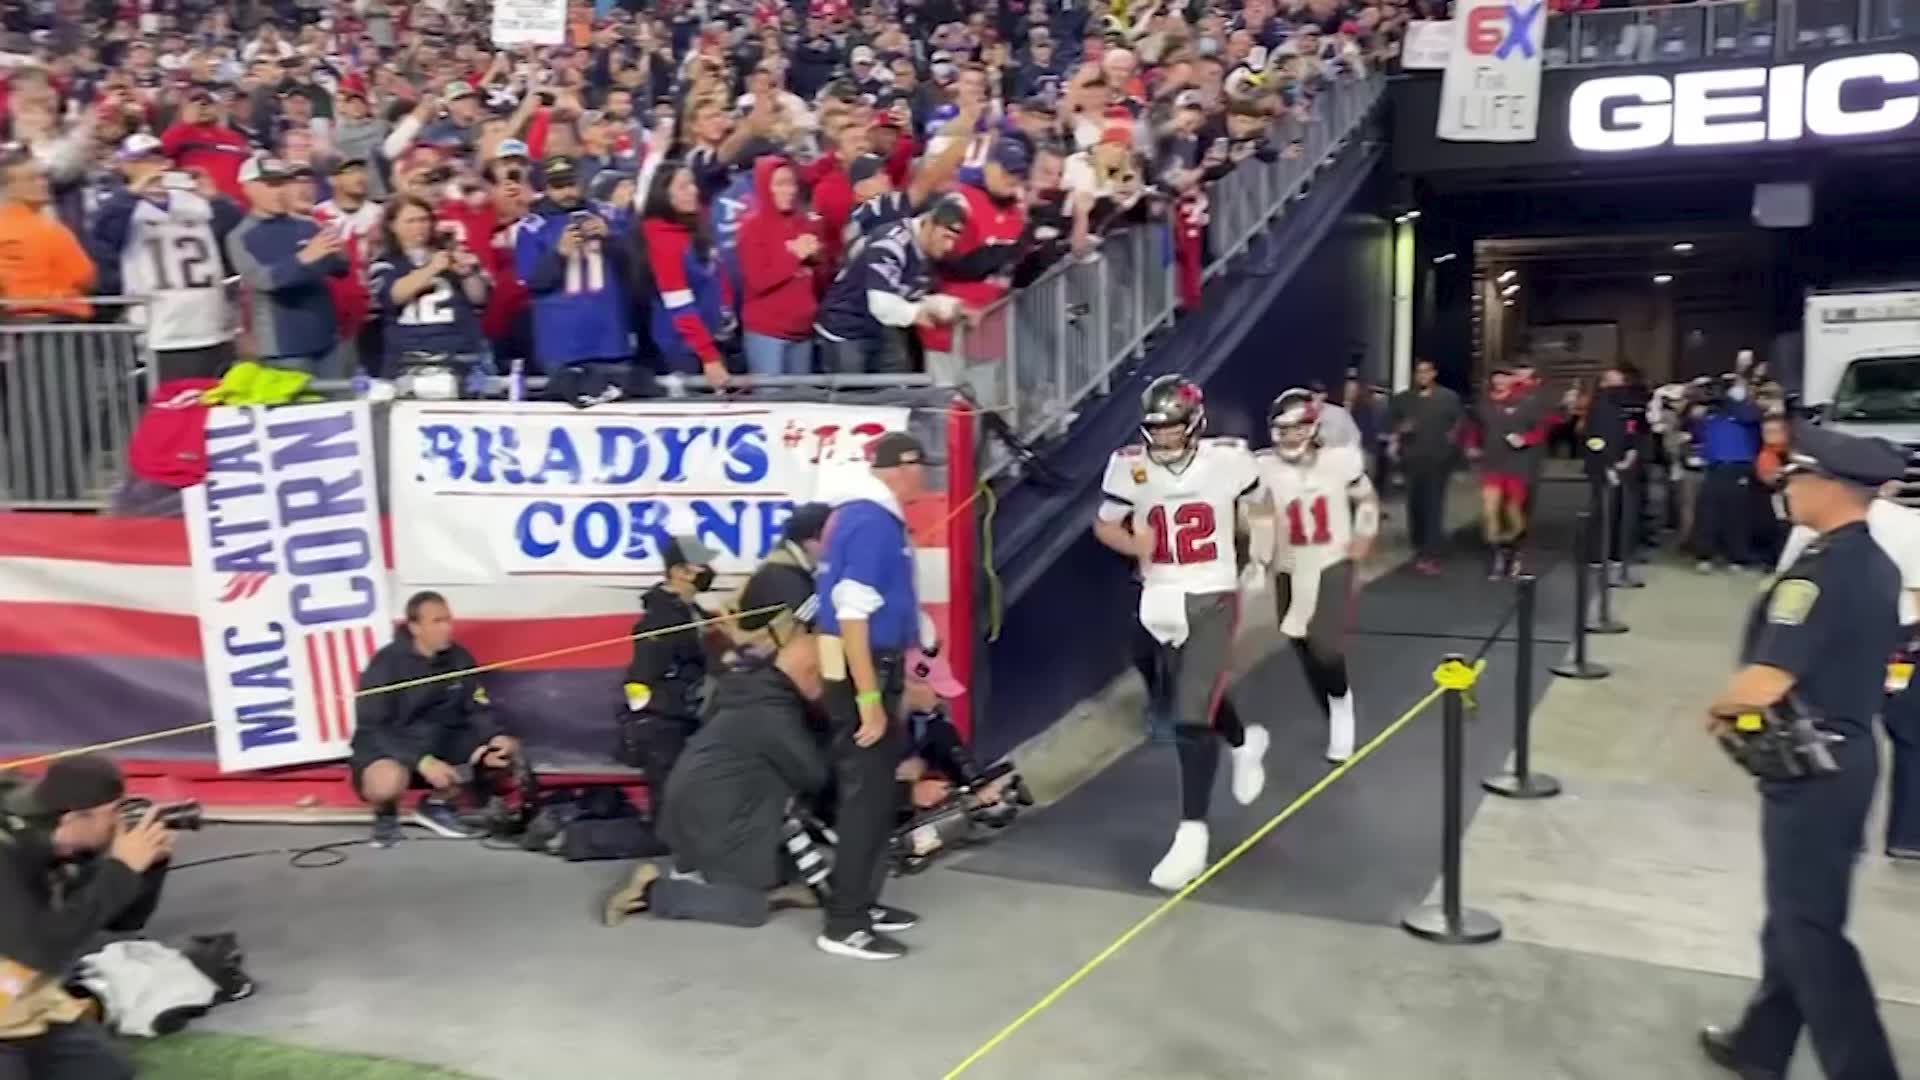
[159,88,251,207]
[736,156,821,376]
[800,117,869,285]
[921,138,1030,388]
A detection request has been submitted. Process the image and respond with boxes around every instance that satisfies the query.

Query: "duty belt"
[1716,696,1843,782]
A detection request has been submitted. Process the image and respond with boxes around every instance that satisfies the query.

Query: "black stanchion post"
[1403,655,1503,945]
[1551,510,1611,680]
[1588,479,1628,635]
[1484,576,1562,799]
[1615,469,1646,589]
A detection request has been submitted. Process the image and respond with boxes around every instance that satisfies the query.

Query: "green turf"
[128,1031,475,1079]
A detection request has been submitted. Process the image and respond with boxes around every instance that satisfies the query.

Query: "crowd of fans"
[0,0,1405,404]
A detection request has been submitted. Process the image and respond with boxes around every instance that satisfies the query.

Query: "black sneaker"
[413,798,484,839]
[370,807,402,849]
[816,928,908,961]
[869,904,918,932]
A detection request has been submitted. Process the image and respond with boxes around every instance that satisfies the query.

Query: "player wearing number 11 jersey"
[1250,389,1379,763]
[1095,374,1272,893]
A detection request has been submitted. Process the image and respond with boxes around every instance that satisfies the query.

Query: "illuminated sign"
[1568,52,1920,152]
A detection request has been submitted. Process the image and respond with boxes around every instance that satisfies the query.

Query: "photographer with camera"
[0,755,172,1080]
[1698,424,1906,1080]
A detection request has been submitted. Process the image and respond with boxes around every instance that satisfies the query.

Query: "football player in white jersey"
[1249,388,1379,763]
[1094,374,1272,892]
[92,135,241,381]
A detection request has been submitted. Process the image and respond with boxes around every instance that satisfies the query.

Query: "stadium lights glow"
[1653,273,1674,284]
[1433,252,1458,264]
[1672,241,1695,253]
[1502,283,1521,296]
[1497,269,1518,284]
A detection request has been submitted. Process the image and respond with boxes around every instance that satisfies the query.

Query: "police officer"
[1700,423,1906,1080]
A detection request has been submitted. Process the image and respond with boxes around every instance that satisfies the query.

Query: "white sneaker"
[1231,724,1270,806]
[1149,821,1210,892]
[1326,692,1356,763]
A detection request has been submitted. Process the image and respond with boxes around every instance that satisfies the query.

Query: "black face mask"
[692,566,716,592]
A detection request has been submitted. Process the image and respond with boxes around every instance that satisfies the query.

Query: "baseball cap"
[987,137,1030,178]
[21,754,126,815]
[908,648,965,698]
[869,431,935,468]
[781,502,833,545]
[850,44,876,64]
[492,138,532,161]
[238,155,290,183]
[665,534,717,569]
[443,80,477,100]
[848,153,887,186]
[117,133,166,161]
[330,156,368,175]
[1174,88,1204,110]
[543,155,580,186]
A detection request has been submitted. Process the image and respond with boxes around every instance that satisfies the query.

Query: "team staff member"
[725,503,832,656]
[621,537,719,782]
[1390,359,1465,576]
[813,432,936,960]
[1699,425,1906,1080]
[352,591,521,847]
[0,756,173,1080]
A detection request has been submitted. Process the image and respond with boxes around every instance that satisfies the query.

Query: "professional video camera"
[889,762,1034,875]
[1714,696,1842,781]
[118,796,205,831]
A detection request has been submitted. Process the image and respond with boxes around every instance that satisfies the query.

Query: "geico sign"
[1568,52,1920,152]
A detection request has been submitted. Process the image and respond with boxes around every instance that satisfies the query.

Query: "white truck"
[1804,287,1920,500]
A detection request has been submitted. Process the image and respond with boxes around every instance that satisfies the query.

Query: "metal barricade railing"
[2,300,154,510]
[951,74,1385,477]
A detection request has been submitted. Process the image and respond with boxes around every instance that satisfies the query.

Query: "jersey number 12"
[1146,502,1219,564]
[143,234,216,290]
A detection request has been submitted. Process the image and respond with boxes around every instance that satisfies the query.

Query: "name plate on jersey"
[388,401,909,584]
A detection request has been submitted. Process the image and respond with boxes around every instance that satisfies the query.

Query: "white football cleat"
[1149,821,1210,892]
[1231,724,1270,806]
[1326,692,1356,763]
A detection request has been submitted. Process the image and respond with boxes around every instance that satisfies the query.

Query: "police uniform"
[1707,425,1905,1080]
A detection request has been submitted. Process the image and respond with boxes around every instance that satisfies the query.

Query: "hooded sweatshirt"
[735,157,819,341]
[350,626,503,767]
[656,660,829,891]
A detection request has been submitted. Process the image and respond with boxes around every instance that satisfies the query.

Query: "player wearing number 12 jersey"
[1250,389,1379,763]
[1095,374,1272,892]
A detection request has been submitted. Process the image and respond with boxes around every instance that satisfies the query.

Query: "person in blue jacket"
[224,155,350,374]
[1689,374,1764,569]
[514,155,638,404]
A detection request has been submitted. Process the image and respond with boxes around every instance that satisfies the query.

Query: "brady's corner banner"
[183,402,392,773]
[1437,0,1546,143]
[491,0,567,45]
[388,401,912,584]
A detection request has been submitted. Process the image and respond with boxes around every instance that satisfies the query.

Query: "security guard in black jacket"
[352,591,520,847]
[1700,424,1906,1080]
[620,536,718,782]
[1582,362,1646,568]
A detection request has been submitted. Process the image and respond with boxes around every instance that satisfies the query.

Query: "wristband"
[855,690,882,706]
[419,754,442,770]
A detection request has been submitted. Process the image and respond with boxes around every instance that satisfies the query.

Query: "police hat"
[1778,422,1907,490]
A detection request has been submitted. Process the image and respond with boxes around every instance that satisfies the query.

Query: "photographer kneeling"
[0,755,172,1080]
[601,567,827,929]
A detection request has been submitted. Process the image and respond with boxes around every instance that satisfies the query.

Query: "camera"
[119,797,205,831]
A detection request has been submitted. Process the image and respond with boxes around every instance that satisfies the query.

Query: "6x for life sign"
[184,402,391,773]
[1438,0,1546,142]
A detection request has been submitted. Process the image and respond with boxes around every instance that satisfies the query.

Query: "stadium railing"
[1,298,152,509]
[951,74,1386,478]
[0,74,1385,510]
[1542,0,1913,68]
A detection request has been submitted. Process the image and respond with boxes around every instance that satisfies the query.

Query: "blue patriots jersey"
[367,252,488,364]
[514,204,634,367]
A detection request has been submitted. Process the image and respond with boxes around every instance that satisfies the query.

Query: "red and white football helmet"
[1268,388,1320,461]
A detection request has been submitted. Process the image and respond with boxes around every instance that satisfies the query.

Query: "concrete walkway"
[1465,558,1920,1009]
